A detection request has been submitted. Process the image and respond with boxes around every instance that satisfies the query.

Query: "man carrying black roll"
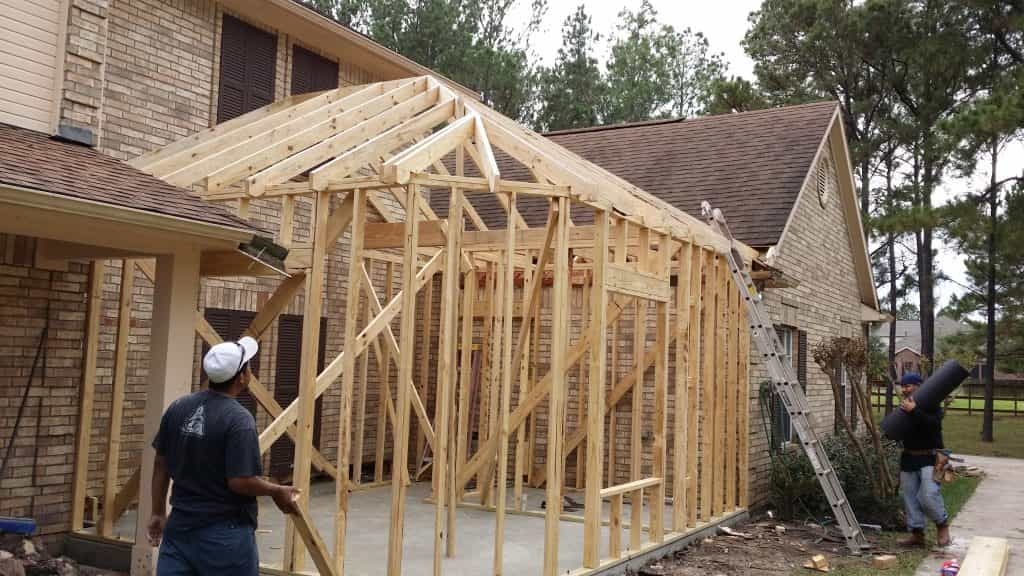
[146,336,301,575]
[897,372,950,547]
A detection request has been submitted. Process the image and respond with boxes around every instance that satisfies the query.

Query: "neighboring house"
[871,316,966,381]
[486,104,884,497]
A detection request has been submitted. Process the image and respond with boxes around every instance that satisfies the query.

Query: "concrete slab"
[915,454,1024,576]
[97,480,745,575]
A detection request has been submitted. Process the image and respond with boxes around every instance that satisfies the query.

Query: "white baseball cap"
[203,336,259,384]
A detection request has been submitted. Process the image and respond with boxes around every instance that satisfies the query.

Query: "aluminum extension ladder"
[701,201,870,554]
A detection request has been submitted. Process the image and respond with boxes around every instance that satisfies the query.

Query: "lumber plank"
[383,113,474,184]
[959,536,1009,576]
[291,501,339,576]
[543,196,570,576]
[583,210,609,568]
[334,189,365,574]
[727,276,740,511]
[493,192,517,575]
[71,260,103,532]
[455,265,476,504]
[437,185,463,565]
[672,243,692,531]
[713,258,728,518]
[738,279,751,508]
[387,184,422,576]
[606,262,671,302]
[102,260,134,537]
[415,266,435,480]
[609,493,623,559]
[651,233,671,542]
[375,262,394,483]
[283,189,330,573]
[352,295,371,486]
[700,250,716,521]
[600,477,662,498]
[110,460,141,522]
[686,247,703,527]
[363,221,447,250]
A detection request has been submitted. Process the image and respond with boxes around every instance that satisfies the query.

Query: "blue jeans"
[158,517,258,576]
[901,466,948,531]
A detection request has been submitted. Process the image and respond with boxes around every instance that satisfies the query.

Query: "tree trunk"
[982,141,999,443]
[886,156,898,414]
[919,160,935,374]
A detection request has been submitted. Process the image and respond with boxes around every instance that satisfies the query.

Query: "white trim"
[895,346,921,356]
[0,183,256,244]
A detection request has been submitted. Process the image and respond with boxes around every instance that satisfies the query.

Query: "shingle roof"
[543,101,839,247]
[431,101,839,246]
[0,123,257,233]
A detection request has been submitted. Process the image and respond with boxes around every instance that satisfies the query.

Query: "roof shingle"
[431,101,839,247]
[0,123,256,233]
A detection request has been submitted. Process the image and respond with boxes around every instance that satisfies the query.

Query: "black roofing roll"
[880,360,970,441]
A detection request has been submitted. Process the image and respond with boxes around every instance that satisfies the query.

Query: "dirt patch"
[638,519,879,576]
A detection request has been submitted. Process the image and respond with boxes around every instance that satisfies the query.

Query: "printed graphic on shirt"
[182,404,206,438]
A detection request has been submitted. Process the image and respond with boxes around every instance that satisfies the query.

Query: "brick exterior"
[744,145,865,506]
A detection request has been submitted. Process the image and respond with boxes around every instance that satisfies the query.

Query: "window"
[291,45,339,95]
[217,15,277,123]
[774,327,795,446]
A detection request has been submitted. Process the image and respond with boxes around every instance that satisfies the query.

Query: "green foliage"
[769,434,903,528]
[600,1,724,123]
[534,5,603,131]
[705,76,770,114]
[895,302,919,320]
[867,336,889,383]
[309,0,546,123]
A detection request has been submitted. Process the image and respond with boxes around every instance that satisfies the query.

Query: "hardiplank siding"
[0,0,63,132]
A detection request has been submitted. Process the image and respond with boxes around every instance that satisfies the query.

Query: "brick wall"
[0,235,91,536]
[744,144,864,506]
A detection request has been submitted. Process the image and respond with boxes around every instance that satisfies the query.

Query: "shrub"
[769,433,903,529]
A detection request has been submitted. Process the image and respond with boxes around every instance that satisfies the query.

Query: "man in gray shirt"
[147,336,300,575]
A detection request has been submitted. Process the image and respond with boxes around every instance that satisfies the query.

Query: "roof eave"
[0,183,256,247]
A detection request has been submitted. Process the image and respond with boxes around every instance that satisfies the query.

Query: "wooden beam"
[472,115,500,193]
[583,209,609,568]
[311,95,455,191]
[291,500,339,576]
[738,281,751,508]
[543,196,570,576]
[672,243,692,532]
[364,220,447,250]
[600,477,662,498]
[375,262,394,483]
[686,247,703,527]
[493,192,517,575]
[959,536,1009,576]
[606,262,671,302]
[408,172,570,196]
[454,264,476,499]
[700,250,716,521]
[353,294,371,485]
[713,258,728,518]
[283,190,330,573]
[201,80,426,192]
[651,234,670,543]
[334,188,366,574]
[387,183,421,576]
[382,113,474,184]
[726,274,740,512]
[110,460,141,523]
[71,260,103,532]
[437,186,463,567]
[630,295,644,552]
[102,260,134,537]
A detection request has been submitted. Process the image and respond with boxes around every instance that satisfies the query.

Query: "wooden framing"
[104,75,758,576]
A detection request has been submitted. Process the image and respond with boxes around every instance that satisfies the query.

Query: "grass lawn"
[822,475,982,576]
[941,411,1024,459]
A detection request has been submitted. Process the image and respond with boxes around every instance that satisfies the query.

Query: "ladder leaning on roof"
[701,201,871,554]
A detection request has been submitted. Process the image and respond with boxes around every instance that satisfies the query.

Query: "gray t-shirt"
[153,389,262,529]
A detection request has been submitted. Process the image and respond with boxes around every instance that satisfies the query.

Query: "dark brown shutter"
[270,314,328,479]
[291,45,339,95]
[202,308,259,416]
[797,329,808,390]
[217,15,277,123]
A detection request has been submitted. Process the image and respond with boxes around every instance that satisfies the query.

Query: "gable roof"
[0,122,256,235]
[543,101,840,247]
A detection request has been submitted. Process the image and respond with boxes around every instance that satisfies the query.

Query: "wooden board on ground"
[959,536,1009,576]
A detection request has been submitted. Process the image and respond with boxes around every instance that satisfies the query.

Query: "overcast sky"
[515,0,1024,312]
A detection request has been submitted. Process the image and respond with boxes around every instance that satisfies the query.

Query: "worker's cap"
[901,372,923,386]
[203,336,258,384]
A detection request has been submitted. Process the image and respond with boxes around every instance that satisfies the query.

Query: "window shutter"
[797,329,808,390]
[217,15,277,123]
[202,308,259,416]
[291,45,339,95]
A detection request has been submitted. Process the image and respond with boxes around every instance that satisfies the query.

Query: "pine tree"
[535,5,604,131]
